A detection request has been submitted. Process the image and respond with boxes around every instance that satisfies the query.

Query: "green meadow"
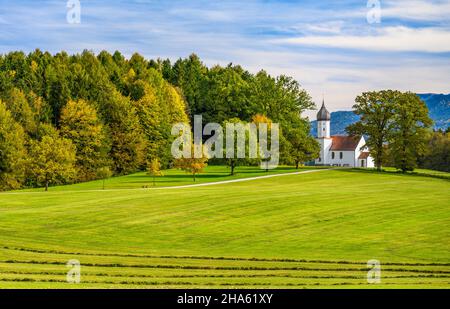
[0,166,449,288]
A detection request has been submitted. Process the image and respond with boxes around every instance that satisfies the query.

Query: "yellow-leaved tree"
[0,101,27,190]
[28,124,76,191]
[147,158,163,186]
[60,99,110,182]
[174,144,208,182]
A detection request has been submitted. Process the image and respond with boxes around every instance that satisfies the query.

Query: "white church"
[314,101,374,168]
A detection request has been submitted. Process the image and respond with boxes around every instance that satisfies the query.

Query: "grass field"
[0,166,449,288]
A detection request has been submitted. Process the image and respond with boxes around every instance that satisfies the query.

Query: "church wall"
[315,138,332,165]
[366,156,375,168]
[328,150,356,167]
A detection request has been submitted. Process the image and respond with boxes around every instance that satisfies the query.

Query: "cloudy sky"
[0,0,449,119]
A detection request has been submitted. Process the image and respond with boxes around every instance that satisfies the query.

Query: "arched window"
[331,152,335,159]
[340,152,343,159]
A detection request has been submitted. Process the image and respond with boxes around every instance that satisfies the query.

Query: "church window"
[340,152,343,159]
[331,152,335,159]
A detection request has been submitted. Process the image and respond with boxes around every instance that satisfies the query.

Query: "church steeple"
[317,99,330,138]
[317,99,331,121]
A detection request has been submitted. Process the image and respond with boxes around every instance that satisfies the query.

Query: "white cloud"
[168,8,236,22]
[383,0,450,21]
[302,21,344,34]
[276,26,450,53]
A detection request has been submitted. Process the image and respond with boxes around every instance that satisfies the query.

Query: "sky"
[0,0,449,119]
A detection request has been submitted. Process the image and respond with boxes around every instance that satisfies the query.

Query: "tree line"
[0,50,319,191]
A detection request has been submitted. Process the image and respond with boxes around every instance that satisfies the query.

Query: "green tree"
[286,128,320,169]
[0,101,27,190]
[44,54,71,125]
[103,90,146,175]
[222,118,257,176]
[2,88,37,135]
[390,92,433,172]
[28,130,76,191]
[418,131,450,172]
[60,99,110,181]
[96,166,113,190]
[347,90,400,171]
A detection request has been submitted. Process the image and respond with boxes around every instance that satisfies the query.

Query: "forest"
[0,50,318,190]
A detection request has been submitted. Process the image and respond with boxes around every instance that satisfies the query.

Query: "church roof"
[317,100,331,121]
[330,136,361,151]
[358,152,370,159]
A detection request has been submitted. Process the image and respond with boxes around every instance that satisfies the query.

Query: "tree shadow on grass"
[334,168,450,181]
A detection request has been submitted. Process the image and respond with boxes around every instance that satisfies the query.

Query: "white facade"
[317,137,332,165]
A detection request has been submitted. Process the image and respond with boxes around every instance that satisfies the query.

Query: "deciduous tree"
[0,101,27,190]
[147,158,163,186]
[60,99,110,181]
[390,92,433,172]
[174,144,208,182]
[28,128,76,191]
[347,90,400,171]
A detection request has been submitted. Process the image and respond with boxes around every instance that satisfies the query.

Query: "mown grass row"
[2,269,450,279]
[1,244,449,288]
[3,246,449,267]
[2,260,450,274]
[1,254,449,288]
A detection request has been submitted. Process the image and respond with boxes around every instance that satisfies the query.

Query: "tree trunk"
[376,143,383,171]
[45,180,49,192]
[193,173,196,182]
[296,161,299,169]
[231,162,235,176]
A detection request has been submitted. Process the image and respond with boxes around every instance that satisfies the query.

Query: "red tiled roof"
[358,152,370,159]
[330,136,360,151]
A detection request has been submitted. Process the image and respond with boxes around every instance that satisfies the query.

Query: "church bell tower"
[315,100,332,165]
[317,100,330,139]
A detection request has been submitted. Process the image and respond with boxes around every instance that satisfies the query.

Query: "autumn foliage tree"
[147,158,163,186]
[0,101,26,190]
[60,99,110,181]
[28,126,76,191]
[96,166,112,190]
[174,144,208,182]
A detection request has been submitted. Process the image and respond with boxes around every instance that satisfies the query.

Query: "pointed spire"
[317,97,330,121]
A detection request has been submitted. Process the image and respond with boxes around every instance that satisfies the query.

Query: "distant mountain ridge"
[310,93,450,136]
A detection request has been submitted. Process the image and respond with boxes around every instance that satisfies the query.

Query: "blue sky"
[1,0,449,119]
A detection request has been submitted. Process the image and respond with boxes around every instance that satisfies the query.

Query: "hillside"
[310,93,450,136]
[0,167,449,288]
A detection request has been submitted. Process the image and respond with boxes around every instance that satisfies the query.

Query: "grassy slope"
[0,168,449,288]
[19,165,314,191]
